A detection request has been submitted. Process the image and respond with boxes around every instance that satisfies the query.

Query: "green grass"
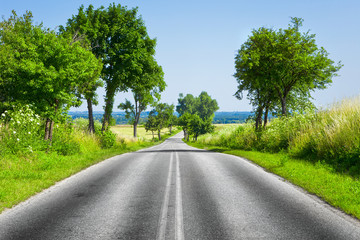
[0,127,180,213]
[188,141,360,220]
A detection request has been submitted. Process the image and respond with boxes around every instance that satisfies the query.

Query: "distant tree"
[196,91,219,120]
[176,91,218,140]
[177,112,192,141]
[118,57,165,137]
[176,93,197,116]
[147,103,173,140]
[144,114,158,141]
[0,11,102,141]
[234,17,342,120]
[168,114,177,134]
[188,115,214,141]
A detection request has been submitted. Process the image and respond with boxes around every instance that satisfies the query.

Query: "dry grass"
[110,125,171,142]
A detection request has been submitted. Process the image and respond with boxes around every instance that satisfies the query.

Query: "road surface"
[0,133,360,239]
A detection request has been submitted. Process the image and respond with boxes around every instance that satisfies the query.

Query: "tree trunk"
[183,129,187,141]
[87,97,95,134]
[158,130,161,141]
[151,131,155,141]
[169,124,172,134]
[264,106,269,128]
[255,106,263,130]
[133,122,138,138]
[102,87,115,131]
[44,118,51,140]
[280,96,287,116]
[49,120,54,142]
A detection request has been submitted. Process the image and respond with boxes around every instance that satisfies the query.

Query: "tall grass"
[197,96,360,175]
[289,96,360,172]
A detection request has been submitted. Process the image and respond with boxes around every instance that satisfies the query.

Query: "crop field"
[110,125,171,141]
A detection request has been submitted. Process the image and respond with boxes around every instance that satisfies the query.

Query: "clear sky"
[1,0,359,112]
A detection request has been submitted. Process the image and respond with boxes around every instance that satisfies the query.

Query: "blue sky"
[1,0,359,111]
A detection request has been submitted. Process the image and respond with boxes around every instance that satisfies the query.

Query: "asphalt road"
[1,133,360,239]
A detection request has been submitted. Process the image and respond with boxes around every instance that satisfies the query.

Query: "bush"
[99,130,117,148]
[0,104,43,154]
[51,123,80,156]
[197,95,360,173]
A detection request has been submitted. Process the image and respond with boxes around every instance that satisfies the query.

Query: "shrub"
[0,104,43,154]
[99,130,117,148]
[198,96,360,174]
[51,123,80,156]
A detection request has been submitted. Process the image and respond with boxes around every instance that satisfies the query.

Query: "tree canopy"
[146,103,174,140]
[176,91,218,140]
[61,4,162,131]
[118,54,165,138]
[0,11,102,140]
[234,17,342,128]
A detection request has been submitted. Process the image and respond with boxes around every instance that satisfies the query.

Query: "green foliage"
[189,141,360,220]
[144,115,158,140]
[0,124,180,213]
[0,11,102,140]
[176,91,219,140]
[62,4,162,131]
[234,17,342,126]
[50,123,81,156]
[146,103,175,140]
[0,104,43,154]
[197,95,360,174]
[177,92,219,120]
[99,130,117,149]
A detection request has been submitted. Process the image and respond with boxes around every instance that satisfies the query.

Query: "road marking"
[175,152,185,240]
[157,152,174,240]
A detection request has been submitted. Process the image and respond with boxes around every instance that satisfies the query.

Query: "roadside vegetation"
[190,96,360,219]
[0,4,180,213]
[183,16,359,219]
[0,110,179,213]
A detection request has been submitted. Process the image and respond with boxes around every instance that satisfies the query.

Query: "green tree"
[144,114,158,141]
[188,115,214,141]
[176,93,197,116]
[197,91,219,120]
[61,4,160,131]
[176,91,218,140]
[118,57,165,138]
[0,11,102,141]
[148,103,174,140]
[177,112,192,141]
[234,17,342,119]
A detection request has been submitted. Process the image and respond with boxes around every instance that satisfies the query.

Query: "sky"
[1,0,359,112]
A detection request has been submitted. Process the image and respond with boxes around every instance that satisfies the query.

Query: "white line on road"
[157,152,174,240]
[175,152,185,240]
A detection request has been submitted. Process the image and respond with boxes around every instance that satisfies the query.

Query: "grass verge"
[188,141,360,220]
[0,129,180,213]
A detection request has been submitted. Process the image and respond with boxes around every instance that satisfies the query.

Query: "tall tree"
[61,4,160,131]
[234,17,342,118]
[0,11,102,141]
[118,56,165,137]
[60,5,104,133]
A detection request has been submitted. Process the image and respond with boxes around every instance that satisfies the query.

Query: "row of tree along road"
[1,3,341,144]
[0,3,219,144]
[0,4,167,142]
